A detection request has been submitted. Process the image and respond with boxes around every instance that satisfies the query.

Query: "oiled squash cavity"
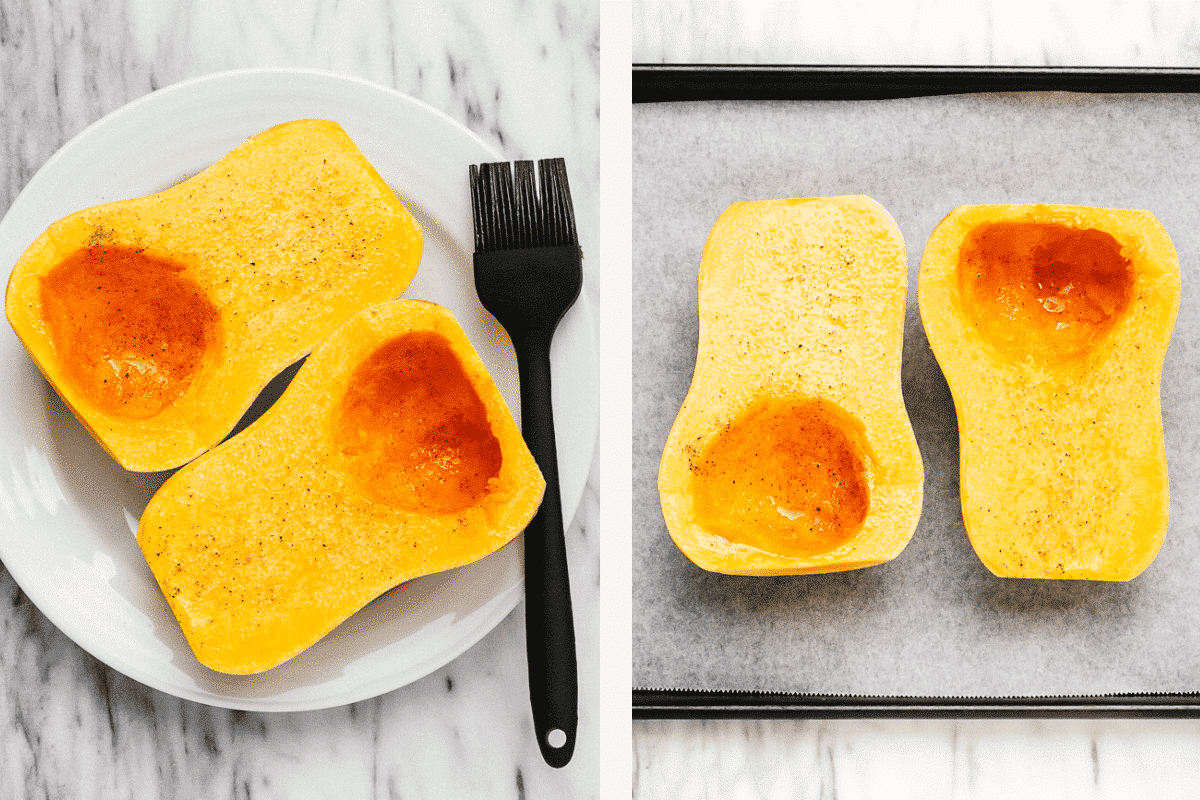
[958,222,1135,364]
[335,331,503,514]
[39,244,220,420]
[690,396,870,558]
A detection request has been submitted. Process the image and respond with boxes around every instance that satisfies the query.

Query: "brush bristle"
[470,158,578,252]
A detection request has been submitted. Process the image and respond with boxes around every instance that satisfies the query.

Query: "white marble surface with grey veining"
[631,1,1200,797]
[0,1,607,798]
[634,0,1200,66]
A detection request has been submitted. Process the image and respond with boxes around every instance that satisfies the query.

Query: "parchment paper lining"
[632,92,1200,698]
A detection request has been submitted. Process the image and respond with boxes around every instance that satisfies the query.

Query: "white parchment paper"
[632,92,1200,698]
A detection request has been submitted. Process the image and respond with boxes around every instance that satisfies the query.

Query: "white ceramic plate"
[0,69,598,711]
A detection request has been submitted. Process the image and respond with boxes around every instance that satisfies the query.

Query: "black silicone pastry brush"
[469,157,581,768]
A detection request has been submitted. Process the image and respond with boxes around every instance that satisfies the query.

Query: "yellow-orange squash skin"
[137,299,544,674]
[919,204,1180,581]
[5,118,422,472]
[658,196,924,575]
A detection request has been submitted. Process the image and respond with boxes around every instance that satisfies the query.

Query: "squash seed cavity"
[958,221,1134,364]
[39,244,221,420]
[689,395,870,557]
[334,331,503,515]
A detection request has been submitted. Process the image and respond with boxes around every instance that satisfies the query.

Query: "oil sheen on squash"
[39,244,220,420]
[690,396,869,558]
[335,331,503,514]
[958,222,1135,364]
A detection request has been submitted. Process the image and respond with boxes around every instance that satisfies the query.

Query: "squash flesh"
[919,204,1180,580]
[658,195,924,575]
[137,299,545,674]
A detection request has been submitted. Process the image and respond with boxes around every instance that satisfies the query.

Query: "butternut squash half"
[659,196,924,575]
[138,299,544,674]
[5,118,422,472]
[919,204,1180,580]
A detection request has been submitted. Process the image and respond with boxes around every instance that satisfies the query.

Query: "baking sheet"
[633,89,1200,700]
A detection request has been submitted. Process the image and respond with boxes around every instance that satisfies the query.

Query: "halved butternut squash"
[138,299,544,673]
[659,196,924,575]
[919,204,1180,580]
[6,118,422,471]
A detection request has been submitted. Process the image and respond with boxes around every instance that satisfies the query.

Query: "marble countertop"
[633,0,1200,67]
[0,1,614,798]
[631,1,1200,797]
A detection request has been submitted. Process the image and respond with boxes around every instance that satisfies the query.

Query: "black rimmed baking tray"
[632,64,1200,719]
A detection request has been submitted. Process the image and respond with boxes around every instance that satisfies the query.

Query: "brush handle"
[514,331,577,769]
